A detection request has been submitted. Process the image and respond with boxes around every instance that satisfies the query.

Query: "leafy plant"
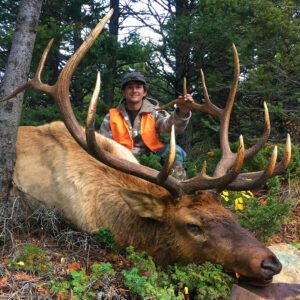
[123,246,180,298]
[137,153,162,170]
[50,262,115,300]
[166,262,234,300]
[236,194,292,241]
[8,244,51,274]
[123,246,234,299]
[94,227,118,251]
[220,178,292,242]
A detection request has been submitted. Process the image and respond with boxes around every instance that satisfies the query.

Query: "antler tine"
[191,69,223,118]
[180,135,245,194]
[1,38,55,103]
[244,101,271,159]
[86,72,179,197]
[273,134,291,176]
[2,10,114,152]
[3,9,182,199]
[86,72,101,157]
[227,146,278,190]
[183,77,187,96]
[157,125,176,183]
[55,9,114,151]
[36,39,55,83]
[214,44,240,174]
[227,134,291,190]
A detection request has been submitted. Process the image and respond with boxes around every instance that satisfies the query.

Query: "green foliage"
[20,101,104,128]
[50,262,115,300]
[20,104,61,125]
[219,170,293,242]
[188,139,300,182]
[241,142,300,181]
[123,246,182,299]
[166,263,234,300]
[236,195,292,242]
[8,244,51,274]
[225,175,293,242]
[90,262,116,279]
[188,137,298,242]
[123,246,234,299]
[94,227,118,252]
[186,143,222,177]
[137,153,163,171]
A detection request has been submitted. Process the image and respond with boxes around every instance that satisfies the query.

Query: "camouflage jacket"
[99,97,191,156]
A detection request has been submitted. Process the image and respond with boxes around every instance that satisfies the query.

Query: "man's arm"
[99,113,113,139]
[155,94,194,134]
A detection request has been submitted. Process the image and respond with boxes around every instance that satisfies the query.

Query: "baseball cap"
[121,72,147,89]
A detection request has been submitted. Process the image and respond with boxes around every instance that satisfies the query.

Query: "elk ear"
[120,189,166,221]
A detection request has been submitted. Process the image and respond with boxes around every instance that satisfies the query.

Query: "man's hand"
[177,94,195,117]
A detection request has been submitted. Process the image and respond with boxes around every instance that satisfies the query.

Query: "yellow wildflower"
[184,287,189,295]
[221,195,229,202]
[17,261,25,266]
[235,197,244,211]
[222,191,229,196]
[247,191,254,197]
[241,192,251,199]
[241,190,253,199]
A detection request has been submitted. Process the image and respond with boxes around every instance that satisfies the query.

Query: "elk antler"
[2,9,181,198]
[157,44,291,193]
[2,12,291,198]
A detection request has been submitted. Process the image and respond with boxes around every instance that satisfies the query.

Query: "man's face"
[121,81,147,105]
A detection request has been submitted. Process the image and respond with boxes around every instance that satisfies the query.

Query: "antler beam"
[157,44,291,193]
[2,12,291,197]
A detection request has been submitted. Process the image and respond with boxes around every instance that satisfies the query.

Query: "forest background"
[1,0,300,148]
[0,1,299,298]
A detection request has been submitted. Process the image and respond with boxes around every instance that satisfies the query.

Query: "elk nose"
[261,255,282,277]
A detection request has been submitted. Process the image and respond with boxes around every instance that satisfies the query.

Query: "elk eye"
[186,223,203,235]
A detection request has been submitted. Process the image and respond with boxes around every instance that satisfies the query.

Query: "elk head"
[3,9,291,287]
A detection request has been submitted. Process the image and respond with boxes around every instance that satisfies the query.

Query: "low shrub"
[50,262,115,300]
[94,226,119,251]
[137,153,163,170]
[8,243,51,274]
[123,246,234,299]
[237,197,292,242]
[220,178,293,242]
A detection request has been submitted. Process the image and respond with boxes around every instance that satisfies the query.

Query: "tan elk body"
[4,10,292,286]
[14,121,281,281]
[14,121,138,232]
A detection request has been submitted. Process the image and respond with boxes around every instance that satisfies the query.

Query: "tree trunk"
[0,0,42,201]
[103,0,119,106]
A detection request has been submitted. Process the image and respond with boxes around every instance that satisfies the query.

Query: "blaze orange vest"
[109,108,164,152]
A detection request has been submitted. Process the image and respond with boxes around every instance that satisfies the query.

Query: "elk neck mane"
[14,121,177,250]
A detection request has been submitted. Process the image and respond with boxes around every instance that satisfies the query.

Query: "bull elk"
[3,9,292,287]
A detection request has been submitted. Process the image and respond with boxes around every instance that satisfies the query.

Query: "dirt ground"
[271,192,300,245]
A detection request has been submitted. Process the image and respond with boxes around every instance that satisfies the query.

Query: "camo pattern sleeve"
[99,113,113,139]
[153,108,191,135]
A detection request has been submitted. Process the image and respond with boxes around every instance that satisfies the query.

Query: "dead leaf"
[0,276,8,285]
[57,291,65,300]
[35,285,51,296]
[13,272,34,281]
[66,262,81,272]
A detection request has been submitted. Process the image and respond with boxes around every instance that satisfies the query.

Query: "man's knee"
[156,144,187,163]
